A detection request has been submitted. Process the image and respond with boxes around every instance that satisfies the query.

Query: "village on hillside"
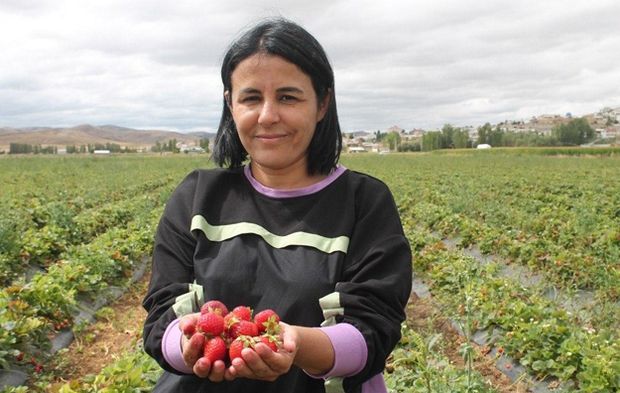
[345,106,620,153]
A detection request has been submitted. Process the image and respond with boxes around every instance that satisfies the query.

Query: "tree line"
[9,144,58,154]
[364,117,597,153]
[417,117,596,152]
[6,138,210,155]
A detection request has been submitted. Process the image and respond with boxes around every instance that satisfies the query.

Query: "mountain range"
[0,124,216,151]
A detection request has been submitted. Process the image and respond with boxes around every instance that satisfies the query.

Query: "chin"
[252,160,288,170]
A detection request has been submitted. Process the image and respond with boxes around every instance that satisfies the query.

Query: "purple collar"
[244,164,347,199]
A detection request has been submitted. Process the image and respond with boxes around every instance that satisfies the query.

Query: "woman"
[142,17,412,393]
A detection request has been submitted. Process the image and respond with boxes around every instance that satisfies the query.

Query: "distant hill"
[0,125,216,151]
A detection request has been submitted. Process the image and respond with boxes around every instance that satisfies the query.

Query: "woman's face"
[227,54,328,178]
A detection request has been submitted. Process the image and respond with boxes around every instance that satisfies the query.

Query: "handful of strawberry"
[183,300,282,365]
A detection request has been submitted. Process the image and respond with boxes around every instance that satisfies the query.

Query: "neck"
[250,161,326,189]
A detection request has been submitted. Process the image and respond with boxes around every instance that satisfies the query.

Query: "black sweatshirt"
[142,166,412,393]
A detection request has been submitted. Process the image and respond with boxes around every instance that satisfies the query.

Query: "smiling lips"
[256,133,287,140]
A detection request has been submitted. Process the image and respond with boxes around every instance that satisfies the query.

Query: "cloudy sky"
[1,0,619,132]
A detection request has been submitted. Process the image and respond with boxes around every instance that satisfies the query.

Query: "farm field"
[0,151,618,392]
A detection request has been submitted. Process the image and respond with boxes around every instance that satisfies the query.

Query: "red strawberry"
[231,305,252,321]
[201,300,229,316]
[203,336,227,363]
[229,320,259,339]
[253,309,280,334]
[223,313,239,336]
[224,312,239,327]
[197,312,225,337]
[256,334,279,352]
[229,336,252,361]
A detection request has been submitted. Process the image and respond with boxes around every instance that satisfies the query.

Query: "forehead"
[231,54,313,90]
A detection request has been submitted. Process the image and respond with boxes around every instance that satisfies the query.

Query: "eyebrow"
[238,86,305,95]
[277,87,304,94]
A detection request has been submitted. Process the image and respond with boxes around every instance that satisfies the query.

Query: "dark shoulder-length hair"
[212,17,342,175]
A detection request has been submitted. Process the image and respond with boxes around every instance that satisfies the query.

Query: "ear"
[316,90,331,122]
[224,91,232,109]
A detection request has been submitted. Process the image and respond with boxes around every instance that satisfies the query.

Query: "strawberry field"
[357,150,620,393]
[0,155,205,391]
[1,150,618,392]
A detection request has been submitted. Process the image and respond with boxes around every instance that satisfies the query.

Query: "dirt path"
[406,292,530,393]
[52,273,150,382]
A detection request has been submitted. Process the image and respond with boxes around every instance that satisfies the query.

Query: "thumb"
[279,322,297,353]
[180,313,199,337]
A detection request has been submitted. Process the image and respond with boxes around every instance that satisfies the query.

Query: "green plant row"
[414,238,619,392]
[0,341,162,393]
[0,174,172,285]
[0,155,203,268]
[384,323,499,393]
[405,200,619,300]
[0,156,182,258]
[0,155,179,205]
[342,154,619,297]
[0,174,173,237]
[340,153,620,392]
[0,206,162,371]
[0,155,211,382]
[55,345,162,393]
[0,186,174,285]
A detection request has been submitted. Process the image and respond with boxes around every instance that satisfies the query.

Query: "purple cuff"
[162,318,193,374]
[307,323,367,379]
[362,373,388,393]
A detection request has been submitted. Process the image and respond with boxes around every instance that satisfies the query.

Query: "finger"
[193,357,212,378]
[183,333,205,366]
[255,343,293,375]
[208,360,227,382]
[281,332,296,353]
[254,343,278,361]
[279,323,297,353]
[242,347,275,378]
[179,315,198,337]
[224,364,238,381]
[229,355,253,378]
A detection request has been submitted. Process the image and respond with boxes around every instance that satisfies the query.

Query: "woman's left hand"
[225,322,298,381]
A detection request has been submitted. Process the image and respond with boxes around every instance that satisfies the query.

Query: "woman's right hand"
[179,313,227,381]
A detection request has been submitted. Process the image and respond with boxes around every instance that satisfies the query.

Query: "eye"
[240,95,260,103]
[280,95,298,102]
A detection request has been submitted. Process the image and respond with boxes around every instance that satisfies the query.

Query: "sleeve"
[142,171,201,374]
[311,323,367,378]
[162,318,194,374]
[321,177,412,392]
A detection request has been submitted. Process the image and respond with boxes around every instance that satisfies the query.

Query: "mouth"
[256,134,287,140]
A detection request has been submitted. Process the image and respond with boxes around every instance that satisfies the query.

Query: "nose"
[258,100,280,126]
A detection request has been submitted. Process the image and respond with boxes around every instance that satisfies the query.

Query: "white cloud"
[1,0,619,131]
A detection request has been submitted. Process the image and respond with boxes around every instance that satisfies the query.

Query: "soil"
[51,273,150,382]
[406,292,530,393]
